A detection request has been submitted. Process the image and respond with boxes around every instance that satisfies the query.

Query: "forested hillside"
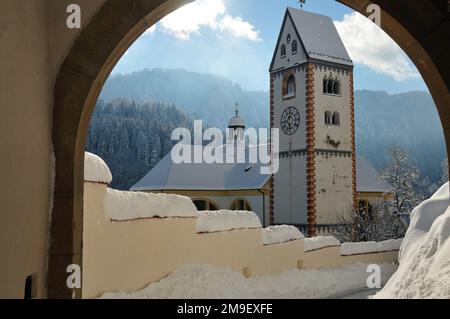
[86,99,192,190]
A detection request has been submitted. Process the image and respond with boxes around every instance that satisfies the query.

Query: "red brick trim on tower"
[306,63,317,237]
[349,70,357,210]
[269,75,275,225]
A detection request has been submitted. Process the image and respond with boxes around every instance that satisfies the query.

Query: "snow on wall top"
[84,152,112,184]
[104,188,198,220]
[262,225,304,246]
[197,210,262,233]
[304,236,341,252]
[340,239,402,256]
[376,182,450,299]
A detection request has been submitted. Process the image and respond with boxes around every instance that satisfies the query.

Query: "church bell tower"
[269,8,356,236]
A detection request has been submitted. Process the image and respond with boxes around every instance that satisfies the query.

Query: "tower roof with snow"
[270,8,353,71]
[228,104,245,128]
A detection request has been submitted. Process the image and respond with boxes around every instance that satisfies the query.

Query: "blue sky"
[112,0,427,94]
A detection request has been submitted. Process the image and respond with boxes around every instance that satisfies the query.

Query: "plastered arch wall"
[49,0,450,298]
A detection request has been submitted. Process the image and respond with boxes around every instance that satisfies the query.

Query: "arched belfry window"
[281,44,286,58]
[325,111,332,125]
[333,78,340,95]
[323,76,341,95]
[283,74,296,98]
[332,112,340,126]
[292,40,298,54]
[323,77,328,94]
[327,77,334,94]
[287,75,295,95]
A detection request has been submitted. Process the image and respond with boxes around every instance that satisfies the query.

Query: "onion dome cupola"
[227,102,246,141]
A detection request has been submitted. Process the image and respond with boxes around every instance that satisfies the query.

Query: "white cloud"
[143,24,157,36]
[219,15,261,41]
[157,0,260,41]
[334,12,419,81]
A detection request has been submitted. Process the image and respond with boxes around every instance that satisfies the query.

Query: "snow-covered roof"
[356,156,391,193]
[132,148,389,194]
[131,144,271,191]
[270,8,353,70]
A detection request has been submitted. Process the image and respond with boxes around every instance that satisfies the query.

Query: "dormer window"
[281,44,286,58]
[286,34,291,44]
[292,40,298,54]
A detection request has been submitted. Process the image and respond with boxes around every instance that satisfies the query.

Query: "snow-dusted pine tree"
[379,144,422,216]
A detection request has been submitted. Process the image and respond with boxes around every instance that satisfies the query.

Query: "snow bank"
[376,183,450,299]
[84,152,112,184]
[341,239,402,256]
[261,225,304,245]
[304,236,340,252]
[104,188,198,220]
[101,263,397,299]
[197,210,262,233]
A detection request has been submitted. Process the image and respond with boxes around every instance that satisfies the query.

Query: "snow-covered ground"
[376,183,450,299]
[101,263,397,299]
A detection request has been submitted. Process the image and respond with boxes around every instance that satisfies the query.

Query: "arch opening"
[50,0,450,298]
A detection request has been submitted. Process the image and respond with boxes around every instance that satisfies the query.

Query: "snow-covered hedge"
[261,225,304,246]
[304,236,340,252]
[104,188,198,221]
[376,183,450,299]
[197,210,262,233]
[340,238,402,256]
[84,152,112,184]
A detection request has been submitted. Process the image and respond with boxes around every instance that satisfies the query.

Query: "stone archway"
[49,0,450,298]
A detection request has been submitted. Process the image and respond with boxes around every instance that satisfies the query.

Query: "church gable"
[270,10,308,73]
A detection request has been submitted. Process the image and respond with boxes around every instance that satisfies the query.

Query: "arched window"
[231,199,251,211]
[332,112,340,126]
[287,75,295,96]
[193,199,218,211]
[325,111,332,125]
[323,77,328,94]
[292,40,298,54]
[281,44,286,58]
[286,34,291,43]
[327,78,334,94]
[333,79,340,95]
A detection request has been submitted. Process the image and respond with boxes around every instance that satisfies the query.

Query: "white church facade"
[131,8,392,235]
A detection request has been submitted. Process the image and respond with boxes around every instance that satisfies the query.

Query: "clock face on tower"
[281,106,301,135]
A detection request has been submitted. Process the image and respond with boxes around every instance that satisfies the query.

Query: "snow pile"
[101,263,397,299]
[104,188,198,220]
[304,236,340,252]
[376,183,450,299]
[341,239,402,256]
[197,210,262,233]
[261,225,304,245]
[84,152,112,184]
